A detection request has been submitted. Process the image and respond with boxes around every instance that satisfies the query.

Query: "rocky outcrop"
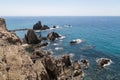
[41,25,50,30]
[33,21,42,30]
[23,29,40,44]
[33,21,50,30]
[0,18,20,44]
[61,54,72,67]
[0,18,50,80]
[0,18,7,31]
[96,58,112,69]
[47,32,61,41]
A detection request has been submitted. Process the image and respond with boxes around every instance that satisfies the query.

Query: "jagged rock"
[96,58,112,69]
[43,56,58,80]
[0,18,7,31]
[0,18,20,44]
[61,54,71,67]
[47,32,61,41]
[0,18,50,80]
[33,21,42,30]
[23,29,40,44]
[41,25,50,30]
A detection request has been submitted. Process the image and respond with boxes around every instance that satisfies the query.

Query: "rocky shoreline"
[0,18,112,80]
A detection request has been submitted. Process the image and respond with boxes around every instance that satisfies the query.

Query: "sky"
[0,0,120,16]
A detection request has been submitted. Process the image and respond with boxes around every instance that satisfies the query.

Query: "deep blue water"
[2,16,120,80]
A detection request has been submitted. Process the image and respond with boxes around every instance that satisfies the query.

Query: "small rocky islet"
[0,18,112,80]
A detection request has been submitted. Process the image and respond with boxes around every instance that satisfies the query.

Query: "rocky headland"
[0,18,112,80]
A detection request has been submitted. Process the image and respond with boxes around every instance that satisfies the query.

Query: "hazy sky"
[0,0,120,16]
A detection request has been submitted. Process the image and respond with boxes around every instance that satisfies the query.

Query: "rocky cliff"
[0,18,86,80]
[0,18,50,80]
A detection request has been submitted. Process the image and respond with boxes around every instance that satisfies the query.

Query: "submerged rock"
[23,29,40,44]
[47,32,61,41]
[70,39,83,44]
[96,58,112,69]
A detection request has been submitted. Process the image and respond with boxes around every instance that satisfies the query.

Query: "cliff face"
[0,18,50,80]
[0,18,7,31]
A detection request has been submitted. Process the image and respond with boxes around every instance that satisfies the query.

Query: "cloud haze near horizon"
[0,0,120,16]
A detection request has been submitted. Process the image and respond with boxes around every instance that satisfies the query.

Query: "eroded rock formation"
[23,29,40,44]
[47,32,61,41]
[0,18,50,80]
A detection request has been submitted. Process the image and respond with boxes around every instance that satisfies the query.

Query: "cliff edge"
[0,18,50,80]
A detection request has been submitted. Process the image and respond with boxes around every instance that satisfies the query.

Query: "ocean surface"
[3,16,120,80]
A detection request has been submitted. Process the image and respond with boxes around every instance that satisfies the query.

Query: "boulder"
[41,25,50,30]
[33,21,42,30]
[23,29,40,44]
[47,32,61,41]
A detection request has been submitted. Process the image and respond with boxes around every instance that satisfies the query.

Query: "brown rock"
[47,32,61,41]
[23,29,40,44]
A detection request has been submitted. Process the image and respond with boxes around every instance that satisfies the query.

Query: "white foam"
[72,39,83,44]
[59,36,66,39]
[52,43,59,46]
[103,59,112,67]
[55,47,63,50]
[69,53,75,58]
[96,58,112,67]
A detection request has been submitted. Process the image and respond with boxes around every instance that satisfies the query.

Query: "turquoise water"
[3,16,120,80]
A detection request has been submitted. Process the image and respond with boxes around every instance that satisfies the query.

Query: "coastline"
[0,17,119,80]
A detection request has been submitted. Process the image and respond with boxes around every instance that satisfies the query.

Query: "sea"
[2,16,120,80]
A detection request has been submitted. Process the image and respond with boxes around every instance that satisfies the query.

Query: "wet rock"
[96,58,112,69]
[47,32,61,41]
[70,39,82,44]
[23,29,40,44]
[40,42,48,47]
[33,21,42,30]
[39,37,48,41]
[41,25,50,30]
[80,59,89,69]
[53,26,57,28]
[61,54,71,67]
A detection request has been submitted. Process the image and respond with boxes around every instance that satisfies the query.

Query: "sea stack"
[23,29,40,44]
[33,21,42,30]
